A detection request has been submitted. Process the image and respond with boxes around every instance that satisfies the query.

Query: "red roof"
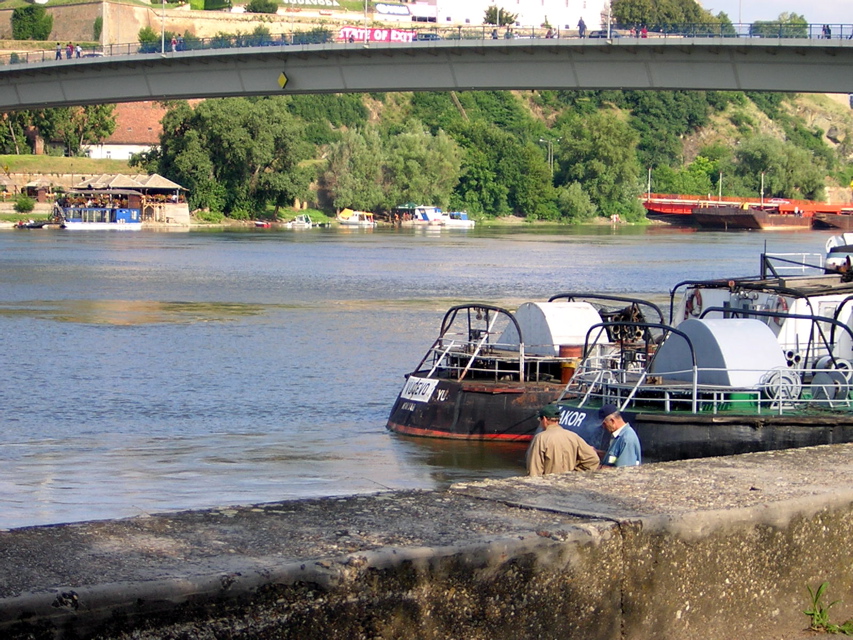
[105,102,166,145]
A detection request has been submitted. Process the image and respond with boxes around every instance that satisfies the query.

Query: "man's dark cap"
[598,404,619,421]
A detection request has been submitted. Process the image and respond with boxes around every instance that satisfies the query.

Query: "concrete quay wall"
[3,445,853,639]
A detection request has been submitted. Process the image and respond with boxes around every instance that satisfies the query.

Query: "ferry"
[386,294,663,441]
[388,252,853,461]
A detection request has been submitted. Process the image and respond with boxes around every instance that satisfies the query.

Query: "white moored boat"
[336,209,376,227]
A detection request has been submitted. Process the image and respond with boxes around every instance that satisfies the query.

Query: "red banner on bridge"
[338,26,416,43]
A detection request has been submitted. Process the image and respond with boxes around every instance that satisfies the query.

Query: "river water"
[0,225,828,528]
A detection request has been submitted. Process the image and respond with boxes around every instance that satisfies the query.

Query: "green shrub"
[245,0,278,13]
[228,208,251,220]
[93,16,102,41]
[192,209,225,223]
[14,195,35,213]
[11,6,53,40]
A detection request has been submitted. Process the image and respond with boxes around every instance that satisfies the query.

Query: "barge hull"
[386,375,563,441]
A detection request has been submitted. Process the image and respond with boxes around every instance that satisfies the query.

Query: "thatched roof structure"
[74,174,185,191]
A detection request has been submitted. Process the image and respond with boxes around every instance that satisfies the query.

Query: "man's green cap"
[538,405,560,419]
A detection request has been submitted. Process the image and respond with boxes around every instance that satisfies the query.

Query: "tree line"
[2,0,846,222]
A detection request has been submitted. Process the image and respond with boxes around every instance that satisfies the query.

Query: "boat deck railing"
[558,316,853,415]
[425,339,583,383]
[763,252,826,274]
[565,354,853,415]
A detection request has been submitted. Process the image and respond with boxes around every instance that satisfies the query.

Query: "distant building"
[400,0,605,32]
[84,102,165,161]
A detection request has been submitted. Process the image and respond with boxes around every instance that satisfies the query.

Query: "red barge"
[643,193,853,230]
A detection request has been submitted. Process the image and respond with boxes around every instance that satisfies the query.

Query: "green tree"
[750,12,808,38]
[555,182,597,222]
[93,16,103,41]
[448,121,554,217]
[612,0,719,32]
[729,135,825,200]
[452,123,512,215]
[555,110,643,219]
[14,194,35,213]
[31,105,116,156]
[138,25,177,53]
[321,128,386,211]
[483,5,518,26]
[11,6,53,41]
[651,156,716,196]
[148,98,310,217]
[0,112,30,155]
[383,123,462,209]
[625,91,719,167]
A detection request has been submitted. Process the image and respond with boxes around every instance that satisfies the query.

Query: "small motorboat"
[336,208,376,227]
[283,214,313,229]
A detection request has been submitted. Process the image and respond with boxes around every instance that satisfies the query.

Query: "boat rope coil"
[760,366,803,409]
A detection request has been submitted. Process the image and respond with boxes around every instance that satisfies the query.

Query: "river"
[0,225,828,528]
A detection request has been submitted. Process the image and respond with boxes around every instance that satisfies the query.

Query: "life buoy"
[773,296,788,326]
[685,289,703,319]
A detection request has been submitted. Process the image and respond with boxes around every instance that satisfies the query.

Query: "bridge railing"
[1,22,851,68]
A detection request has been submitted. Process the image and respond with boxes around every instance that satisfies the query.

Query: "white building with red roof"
[85,102,165,161]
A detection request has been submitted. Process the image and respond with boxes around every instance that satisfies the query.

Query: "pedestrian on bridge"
[55,43,62,60]
[577,17,586,38]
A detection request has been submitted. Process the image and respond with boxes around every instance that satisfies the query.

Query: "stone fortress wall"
[0,1,364,46]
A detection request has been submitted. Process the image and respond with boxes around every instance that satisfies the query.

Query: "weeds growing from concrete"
[804,582,853,634]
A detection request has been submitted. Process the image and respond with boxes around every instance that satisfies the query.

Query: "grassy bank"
[1,155,132,175]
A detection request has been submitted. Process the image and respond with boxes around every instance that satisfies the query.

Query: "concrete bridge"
[1,35,852,111]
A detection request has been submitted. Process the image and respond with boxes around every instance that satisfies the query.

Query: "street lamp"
[161,0,165,54]
[364,0,369,45]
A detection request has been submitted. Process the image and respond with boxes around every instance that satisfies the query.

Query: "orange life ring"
[685,289,703,319]
[773,296,788,326]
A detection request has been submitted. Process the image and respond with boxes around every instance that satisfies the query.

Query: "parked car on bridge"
[415,32,442,41]
[587,29,623,38]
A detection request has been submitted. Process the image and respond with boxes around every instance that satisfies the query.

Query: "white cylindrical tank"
[650,318,787,387]
[497,302,604,357]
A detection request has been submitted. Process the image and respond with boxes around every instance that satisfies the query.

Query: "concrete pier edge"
[4,444,853,639]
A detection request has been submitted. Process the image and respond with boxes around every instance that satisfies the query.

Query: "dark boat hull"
[812,213,853,231]
[386,374,564,441]
[388,380,853,460]
[553,402,853,462]
[692,206,812,230]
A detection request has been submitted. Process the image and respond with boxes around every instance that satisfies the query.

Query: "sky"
[699,0,847,25]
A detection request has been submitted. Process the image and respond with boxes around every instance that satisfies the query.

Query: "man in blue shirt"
[599,404,641,467]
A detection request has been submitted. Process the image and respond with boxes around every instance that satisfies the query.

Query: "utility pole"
[539,137,561,176]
